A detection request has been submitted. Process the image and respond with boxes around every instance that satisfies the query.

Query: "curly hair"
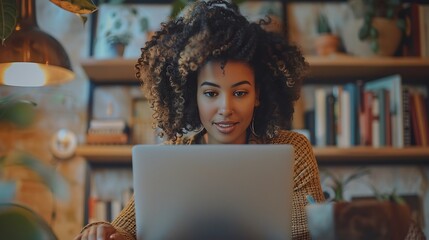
[136,0,308,141]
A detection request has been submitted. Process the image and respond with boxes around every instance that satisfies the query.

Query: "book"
[315,88,327,147]
[364,75,404,147]
[89,119,128,131]
[343,83,360,146]
[401,3,422,56]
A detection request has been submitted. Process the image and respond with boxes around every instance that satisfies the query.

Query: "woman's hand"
[73,223,125,240]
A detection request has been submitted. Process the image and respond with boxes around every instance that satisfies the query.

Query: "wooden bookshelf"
[76,145,429,164]
[80,57,429,83]
[79,56,429,165]
[313,146,429,164]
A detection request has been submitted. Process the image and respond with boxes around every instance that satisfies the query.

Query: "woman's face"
[197,61,259,144]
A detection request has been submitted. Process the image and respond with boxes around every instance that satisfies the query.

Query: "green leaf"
[343,168,369,186]
[370,39,379,53]
[386,8,394,19]
[170,0,188,20]
[0,98,37,128]
[0,0,17,45]
[49,0,97,15]
[396,19,406,32]
[358,24,370,40]
[369,27,378,38]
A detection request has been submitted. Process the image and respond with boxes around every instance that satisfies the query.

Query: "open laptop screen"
[132,144,295,240]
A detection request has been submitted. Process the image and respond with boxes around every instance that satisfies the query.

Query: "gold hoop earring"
[250,114,259,137]
[195,125,205,133]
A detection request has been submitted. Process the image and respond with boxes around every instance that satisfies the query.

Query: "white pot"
[342,17,402,57]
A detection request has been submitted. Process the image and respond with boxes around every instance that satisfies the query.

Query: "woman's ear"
[255,88,260,107]
[255,97,260,107]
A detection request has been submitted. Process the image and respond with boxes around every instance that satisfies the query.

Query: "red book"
[360,91,374,146]
[414,93,429,146]
[402,3,422,56]
[410,93,422,146]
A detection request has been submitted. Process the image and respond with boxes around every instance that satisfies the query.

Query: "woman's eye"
[204,91,218,97]
[234,91,248,97]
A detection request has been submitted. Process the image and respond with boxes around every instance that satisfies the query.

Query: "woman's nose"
[218,96,233,116]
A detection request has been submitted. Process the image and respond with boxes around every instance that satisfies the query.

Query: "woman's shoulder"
[267,130,311,146]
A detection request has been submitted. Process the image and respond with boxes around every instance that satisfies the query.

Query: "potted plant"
[306,168,425,240]
[343,0,406,57]
[314,13,341,56]
[0,95,69,240]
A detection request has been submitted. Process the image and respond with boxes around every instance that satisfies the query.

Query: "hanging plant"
[0,0,97,45]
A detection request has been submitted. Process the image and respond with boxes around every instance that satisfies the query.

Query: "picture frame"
[93,3,171,59]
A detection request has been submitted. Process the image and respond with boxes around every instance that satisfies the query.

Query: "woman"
[75,1,324,239]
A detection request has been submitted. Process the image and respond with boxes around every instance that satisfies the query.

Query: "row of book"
[304,74,429,147]
[88,187,134,223]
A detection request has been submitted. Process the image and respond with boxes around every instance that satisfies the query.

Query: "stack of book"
[86,119,129,145]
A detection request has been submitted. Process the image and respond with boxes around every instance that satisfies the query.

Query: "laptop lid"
[132,144,295,240]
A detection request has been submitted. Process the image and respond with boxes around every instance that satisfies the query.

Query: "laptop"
[132,144,295,240]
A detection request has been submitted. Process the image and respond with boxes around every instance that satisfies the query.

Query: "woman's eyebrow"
[231,80,251,87]
[200,80,251,88]
[200,82,220,87]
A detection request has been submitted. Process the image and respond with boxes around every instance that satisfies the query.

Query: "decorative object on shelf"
[0,0,96,87]
[343,0,405,57]
[306,200,412,240]
[93,4,170,59]
[50,129,78,160]
[104,7,138,57]
[314,13,341,56]
[86,119,130,145]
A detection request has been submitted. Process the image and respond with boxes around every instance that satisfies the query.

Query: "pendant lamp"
[0,0,75,87]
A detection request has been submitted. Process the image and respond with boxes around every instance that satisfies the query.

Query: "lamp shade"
[0,0,75,87]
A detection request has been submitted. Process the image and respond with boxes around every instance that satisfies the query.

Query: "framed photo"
[93,3,171,59]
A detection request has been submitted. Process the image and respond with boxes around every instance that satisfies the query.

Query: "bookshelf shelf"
[76,145,429,164]
[306,56,429,82]
[76,145,133,163]
[80,57,429,83]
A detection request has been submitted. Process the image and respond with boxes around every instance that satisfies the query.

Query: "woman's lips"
[213,121,239,134]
